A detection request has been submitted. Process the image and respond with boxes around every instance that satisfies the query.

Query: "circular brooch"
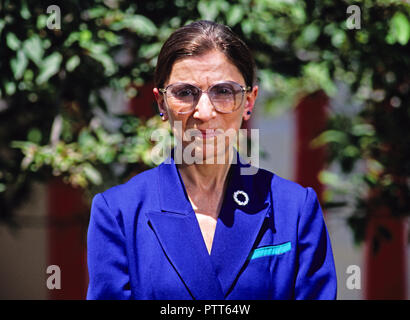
[233,190,249,206]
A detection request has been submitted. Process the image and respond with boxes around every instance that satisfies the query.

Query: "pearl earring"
[159,112,164,117]
[247,111,251,115]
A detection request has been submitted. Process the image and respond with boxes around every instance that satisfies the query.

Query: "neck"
[176,148,234,192]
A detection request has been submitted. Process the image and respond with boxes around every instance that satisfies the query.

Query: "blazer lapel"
[210,154,273,297]
[145,155,224,300]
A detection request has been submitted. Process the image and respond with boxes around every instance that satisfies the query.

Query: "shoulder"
[251,167,308,199]
[270,172,309,202]
[254,169,326,242]
[254,167,316,212]
[98,165,159,210]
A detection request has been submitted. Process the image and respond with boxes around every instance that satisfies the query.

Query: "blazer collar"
[209,153,272,297]
[148,149,273,298]
[157,150,193,215]
[149,150,225,299]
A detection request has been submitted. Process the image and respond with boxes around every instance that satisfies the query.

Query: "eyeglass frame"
[158,80,252,114]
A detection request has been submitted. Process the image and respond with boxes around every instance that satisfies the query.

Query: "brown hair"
[154,20,256,90]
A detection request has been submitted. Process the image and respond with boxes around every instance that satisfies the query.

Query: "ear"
[153,87,168,121]
[242,85,258,121]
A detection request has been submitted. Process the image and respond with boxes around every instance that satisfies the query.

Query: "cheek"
[169,114,189,137]
[224,112,244,130]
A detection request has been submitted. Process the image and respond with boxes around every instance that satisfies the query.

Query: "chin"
[180,140,234,165]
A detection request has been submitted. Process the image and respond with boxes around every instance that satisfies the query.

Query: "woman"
[86,20,337,300]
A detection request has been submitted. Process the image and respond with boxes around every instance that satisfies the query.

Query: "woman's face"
[153,50,258,163]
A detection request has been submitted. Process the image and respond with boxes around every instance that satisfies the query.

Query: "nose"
[193,92,215,121]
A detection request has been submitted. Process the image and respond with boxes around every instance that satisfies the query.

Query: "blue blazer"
[86,152,337,300]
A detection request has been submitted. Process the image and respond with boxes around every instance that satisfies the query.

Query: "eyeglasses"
[159,81,251,114]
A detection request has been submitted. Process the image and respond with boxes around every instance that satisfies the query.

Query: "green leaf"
[83,164,102,185]
[303,62,336,96]
[367,159,384,173]
[11,50,28,80]
[387,12,410,45]
[36,52,63,85]
[36,15,47,29]
[27,128,42,143]
[87,6,108,19]
[198,0,219,21]
[111,15,157,36]
[241,19,253,36]
[138,43,162,59]
[64,31,81,47]
[66,55,80,72]
[89,51,116,76]
[23,35,44,66]
[351,123,375,136]
[5,82,16,96]
[343,145,359,158]
[290,5,306,24]
[226,5,244,26]
[301,23,320,45]
[79,29,92,45]
[0,20,5,36]
[102,31,120,45]
[20,0,31,19]
[319,170,342,188]
[310,130,348,147]
[331,29,346,48]
[6,33,21,51]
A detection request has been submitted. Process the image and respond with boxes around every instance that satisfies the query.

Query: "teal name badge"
[248,242,291,260]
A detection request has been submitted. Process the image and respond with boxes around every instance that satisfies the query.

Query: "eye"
[214,85,234,95]
[173,86,198,98]
[178,89,192,97]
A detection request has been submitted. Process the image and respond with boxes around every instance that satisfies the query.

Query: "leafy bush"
[1,1,409,245]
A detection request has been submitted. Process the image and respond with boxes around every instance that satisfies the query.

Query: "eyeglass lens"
[166,82,244,114]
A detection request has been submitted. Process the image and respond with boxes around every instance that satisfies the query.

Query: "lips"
[199,129,218,138]
[183,128,220,139]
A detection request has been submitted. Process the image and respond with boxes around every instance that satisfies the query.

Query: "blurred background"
[0,0,409,300]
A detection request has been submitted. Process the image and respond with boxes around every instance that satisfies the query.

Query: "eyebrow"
[165,80,243,88]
